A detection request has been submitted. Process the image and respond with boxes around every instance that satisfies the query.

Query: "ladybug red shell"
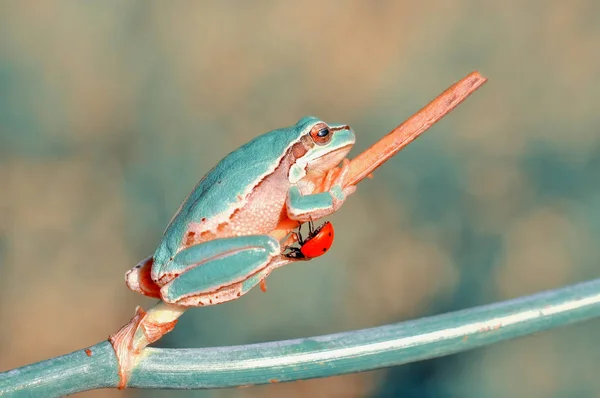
[284,221,334,260]
[300,221,334,258]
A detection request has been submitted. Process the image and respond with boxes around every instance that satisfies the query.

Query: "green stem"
[3,279,600,396]
[0,341,119,397]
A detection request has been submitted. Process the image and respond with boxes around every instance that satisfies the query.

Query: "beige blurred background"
[1,2,600,397]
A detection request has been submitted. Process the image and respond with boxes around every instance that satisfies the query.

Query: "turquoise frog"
[125,117,356,307]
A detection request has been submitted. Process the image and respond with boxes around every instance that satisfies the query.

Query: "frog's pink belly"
[183,171,292,247]
[183,203,287,247]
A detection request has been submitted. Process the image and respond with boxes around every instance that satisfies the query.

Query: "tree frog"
[125,116,356,307]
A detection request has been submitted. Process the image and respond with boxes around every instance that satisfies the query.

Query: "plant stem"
[0,341,119,397]
[3,278,600,395]
[346,71,487,186]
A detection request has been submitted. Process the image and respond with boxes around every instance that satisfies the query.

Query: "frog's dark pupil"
[317,128,329,138]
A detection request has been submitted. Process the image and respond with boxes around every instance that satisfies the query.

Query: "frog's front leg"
[156,235,295,307]
[286,159,356,222]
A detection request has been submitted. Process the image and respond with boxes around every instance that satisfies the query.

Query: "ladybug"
[284,220,334,260]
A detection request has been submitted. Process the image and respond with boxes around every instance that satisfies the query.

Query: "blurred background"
[1,1,600,397]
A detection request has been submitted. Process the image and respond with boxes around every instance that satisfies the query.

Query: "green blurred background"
[1,2,600,397]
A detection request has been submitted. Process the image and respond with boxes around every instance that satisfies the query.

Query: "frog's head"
[289,117,356,183]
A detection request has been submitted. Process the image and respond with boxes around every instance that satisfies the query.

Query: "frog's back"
[154,117,318,263]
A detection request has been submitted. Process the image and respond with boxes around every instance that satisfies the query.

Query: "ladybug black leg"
[295,228,304,245]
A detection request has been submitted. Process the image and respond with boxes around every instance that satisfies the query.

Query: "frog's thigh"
[160,235,280,304]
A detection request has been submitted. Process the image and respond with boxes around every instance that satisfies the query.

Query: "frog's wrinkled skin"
[125,117,356,307]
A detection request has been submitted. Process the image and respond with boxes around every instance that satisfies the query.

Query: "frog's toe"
[333,158,354,187]
[126,256,162,299]
[342,184,357,197]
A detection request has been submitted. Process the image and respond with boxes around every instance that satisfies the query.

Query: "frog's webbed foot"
[109,303,183,389]
[326,158,357,200]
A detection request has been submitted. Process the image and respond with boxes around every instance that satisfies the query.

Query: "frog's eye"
[310,124,332,145]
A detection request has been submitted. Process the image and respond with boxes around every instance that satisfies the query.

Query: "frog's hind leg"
[159,235,295,306]
[111,236,299,388]
[177,253,293,306]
